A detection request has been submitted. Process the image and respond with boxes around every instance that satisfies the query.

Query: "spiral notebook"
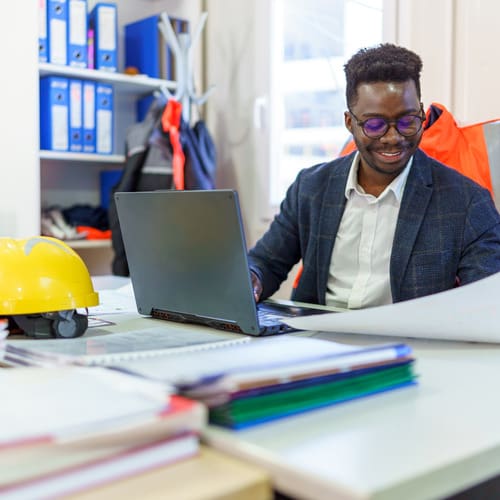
[4,326,251,368]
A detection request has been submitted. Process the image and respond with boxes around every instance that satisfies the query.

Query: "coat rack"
[157,12,215,123]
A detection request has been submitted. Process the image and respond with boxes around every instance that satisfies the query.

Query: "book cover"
[0,432,199,498]
[0,366,205,494]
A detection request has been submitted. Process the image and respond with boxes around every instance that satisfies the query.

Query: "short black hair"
[344,43,423,107]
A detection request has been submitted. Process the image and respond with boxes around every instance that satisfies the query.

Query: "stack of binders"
[39,76,114,154]
[40,0,117,71]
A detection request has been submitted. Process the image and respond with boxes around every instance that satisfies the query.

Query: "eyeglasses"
[348,110,425,139]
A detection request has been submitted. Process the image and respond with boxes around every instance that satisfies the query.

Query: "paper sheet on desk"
[88,283,138,315]
[285,272,500,343]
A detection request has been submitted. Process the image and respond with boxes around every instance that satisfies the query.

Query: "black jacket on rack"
[108,98,216,276]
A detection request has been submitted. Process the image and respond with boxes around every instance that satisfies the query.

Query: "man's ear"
[344,111,353,133]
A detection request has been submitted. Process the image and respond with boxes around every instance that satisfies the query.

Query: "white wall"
[452,0,500,122]
[396,0,500,124]
[204,0,271,248]
[0,0,40,237]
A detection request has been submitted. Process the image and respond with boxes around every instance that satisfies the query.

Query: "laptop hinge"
[151,308,246,334]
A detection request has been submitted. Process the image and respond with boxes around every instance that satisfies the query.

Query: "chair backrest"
[483,120,500,209]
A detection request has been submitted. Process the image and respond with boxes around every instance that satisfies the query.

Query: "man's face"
[344,80,423,181]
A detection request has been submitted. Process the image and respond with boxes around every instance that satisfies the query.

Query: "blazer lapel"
[390,149,433,299]
[316,157,351,300]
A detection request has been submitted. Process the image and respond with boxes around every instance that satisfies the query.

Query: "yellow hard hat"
[0,236,99,338]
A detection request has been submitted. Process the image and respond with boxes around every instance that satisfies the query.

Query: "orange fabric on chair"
[419,102,495,195]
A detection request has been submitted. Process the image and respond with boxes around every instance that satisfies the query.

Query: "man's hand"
[250,271,263,303]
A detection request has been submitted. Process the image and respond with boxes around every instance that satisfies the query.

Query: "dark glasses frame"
[348,108,426,139]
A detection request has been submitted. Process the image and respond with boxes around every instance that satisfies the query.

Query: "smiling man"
[248,43,500,309]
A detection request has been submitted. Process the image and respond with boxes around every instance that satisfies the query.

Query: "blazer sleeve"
[248,173,303,300]
[458,186,500,285]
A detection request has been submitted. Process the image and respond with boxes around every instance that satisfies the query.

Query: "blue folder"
[68,0,88,67]
[125,14,188,80]
[88,2,117,72]
[39,0,49,62]
[40,76,69,152]
[47,0,68,65]
[95,83,114,154]
[125,14,164,79]
[82,81,96,153]
[69,79,83,152]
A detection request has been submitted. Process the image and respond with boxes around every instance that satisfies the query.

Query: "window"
[269,0,384,205]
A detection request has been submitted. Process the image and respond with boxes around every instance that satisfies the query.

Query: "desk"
[69,446,271,500]
[86,280,500,499]
[202,332,500,500]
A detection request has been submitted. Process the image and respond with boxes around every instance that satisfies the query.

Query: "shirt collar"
[345,152,413,202]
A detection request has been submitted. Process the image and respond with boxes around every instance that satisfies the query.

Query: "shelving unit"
[40,150,124,163]
[34,1,206,275]
[38,63,175,274]
[39,62,176,95]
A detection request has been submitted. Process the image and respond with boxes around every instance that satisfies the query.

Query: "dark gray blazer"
[248,149,500,304]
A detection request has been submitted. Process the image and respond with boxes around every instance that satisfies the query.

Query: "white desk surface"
[202,331,500,500]
[89,278,500,500]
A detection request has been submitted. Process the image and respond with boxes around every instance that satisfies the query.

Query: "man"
[249,43,500,308]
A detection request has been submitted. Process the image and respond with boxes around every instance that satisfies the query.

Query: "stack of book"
[183,343,415,429]
[139,335,417,429]
[4,332,416,430]
[0,366,206,498]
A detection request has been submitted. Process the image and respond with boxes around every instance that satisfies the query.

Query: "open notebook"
[114,189,336,336]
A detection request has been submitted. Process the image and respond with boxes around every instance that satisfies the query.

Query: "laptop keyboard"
[256,307,297,334]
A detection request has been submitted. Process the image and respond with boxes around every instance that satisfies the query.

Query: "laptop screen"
[115,190,262,334]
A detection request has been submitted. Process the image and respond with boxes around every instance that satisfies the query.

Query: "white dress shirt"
[325,153,412,309]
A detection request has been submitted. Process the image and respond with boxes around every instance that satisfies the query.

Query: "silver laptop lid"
[114,189,262,335]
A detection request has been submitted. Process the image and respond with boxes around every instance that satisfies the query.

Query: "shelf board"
[40,150,125,164]
[67,239,112,250]
[39,63,176,95]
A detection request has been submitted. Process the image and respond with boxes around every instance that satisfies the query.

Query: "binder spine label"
[39,0,48,62]
[48,0,68,65]
[40,76,69,151]
[83,81,96,153]
[96,84,113,154]
[69,79,83,152]
[68,0,88,67]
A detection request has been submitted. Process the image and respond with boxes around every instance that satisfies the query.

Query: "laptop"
[114,189,337,336]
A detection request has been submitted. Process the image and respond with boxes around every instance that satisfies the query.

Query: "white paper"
[110,335,402,386]
[88,277,137,315]
[88,288,138,315]
[286,271,500,343]
[0,367,169,444]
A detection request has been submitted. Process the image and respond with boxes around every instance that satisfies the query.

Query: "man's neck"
[357,168,398,197]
